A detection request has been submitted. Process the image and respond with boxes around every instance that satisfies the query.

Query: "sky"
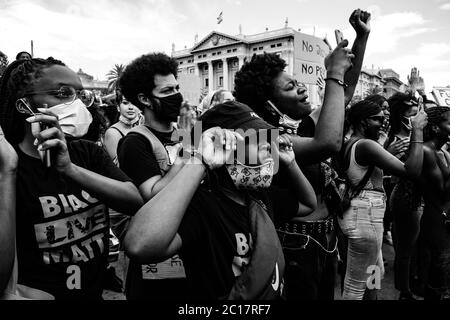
[1,0,449,93]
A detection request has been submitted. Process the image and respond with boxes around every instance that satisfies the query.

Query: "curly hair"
[233,53,286,122]
[0,57,65,144]
[119,53,179,111]
[424,106,450,141]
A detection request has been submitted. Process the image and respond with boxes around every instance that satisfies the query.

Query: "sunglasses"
[403,99,418,107]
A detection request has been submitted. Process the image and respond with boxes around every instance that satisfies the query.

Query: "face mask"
[267,100,302,131]
[154,92,183,122]
[48,99,93,138]
[226,159,275,190]
[119,115,140,127]
[402,116,412,131]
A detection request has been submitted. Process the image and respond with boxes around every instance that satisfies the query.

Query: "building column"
[222,58,229,90]
[208,61,214,92]
[194,63,200,76]
[238,56,245,70]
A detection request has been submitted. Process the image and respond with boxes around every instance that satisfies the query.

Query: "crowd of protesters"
[0,8,449,301]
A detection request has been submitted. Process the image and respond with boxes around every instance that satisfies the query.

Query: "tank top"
[346,140,384,192]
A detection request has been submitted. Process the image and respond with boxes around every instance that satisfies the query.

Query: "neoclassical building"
[172,27,298,93]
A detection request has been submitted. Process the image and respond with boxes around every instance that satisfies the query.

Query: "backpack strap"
[128,125,171,175]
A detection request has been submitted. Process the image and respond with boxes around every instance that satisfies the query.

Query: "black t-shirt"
[15,140,131,300]
[178,180,298,300]
[178,187,254,300]
[117,127,177,187]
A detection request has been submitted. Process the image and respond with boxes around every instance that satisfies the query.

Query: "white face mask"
[267,100,302,131]
[226,159,275,190]
[49,99,93,138]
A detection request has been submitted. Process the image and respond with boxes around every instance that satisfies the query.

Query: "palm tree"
[106,64,125,93]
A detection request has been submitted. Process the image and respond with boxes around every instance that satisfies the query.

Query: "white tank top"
[346,140,384,191]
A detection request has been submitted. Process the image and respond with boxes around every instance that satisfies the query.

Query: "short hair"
[119,53,179,111]
[15,51,32,60]
[0,58,66,144]
[234,53,286,120]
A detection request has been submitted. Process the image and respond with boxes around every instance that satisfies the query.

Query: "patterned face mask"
[226,159,275,190]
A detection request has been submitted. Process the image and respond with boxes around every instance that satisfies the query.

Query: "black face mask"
[153,92,183,122]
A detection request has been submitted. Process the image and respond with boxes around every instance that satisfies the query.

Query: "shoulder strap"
[129,125,170,175]
[109,126,125,138]
[344,138,375,196]
[343,138,360,171]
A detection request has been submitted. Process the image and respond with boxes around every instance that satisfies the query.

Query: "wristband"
[410,141,424,143]
[325,77,348,89]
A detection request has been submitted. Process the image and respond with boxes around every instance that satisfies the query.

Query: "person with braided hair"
[338,99,427,300]
[0,58,143,300]
[416,106,450,299]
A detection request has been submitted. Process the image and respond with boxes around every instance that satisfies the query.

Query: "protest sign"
[432,87,450,107]
[293,31,330,85]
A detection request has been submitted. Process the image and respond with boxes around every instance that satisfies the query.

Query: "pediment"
[192,31,244,52]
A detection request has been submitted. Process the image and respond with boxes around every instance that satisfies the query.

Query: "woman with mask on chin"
[384,93,424,299]
[124,101,317,300]
[0,58,143,300]
[104,91,142,165]
[338,99,427,300]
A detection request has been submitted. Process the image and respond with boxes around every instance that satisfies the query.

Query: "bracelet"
[325,77,348,89]
[410,141,424,143]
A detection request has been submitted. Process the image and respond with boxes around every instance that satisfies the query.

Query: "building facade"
[172,28,297,94]
[353,67,405,99]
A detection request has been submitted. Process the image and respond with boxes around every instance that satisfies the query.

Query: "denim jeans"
[338,190,385,300]
[278,230,338,300]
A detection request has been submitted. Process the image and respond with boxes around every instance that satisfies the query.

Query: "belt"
[277,216,335,236]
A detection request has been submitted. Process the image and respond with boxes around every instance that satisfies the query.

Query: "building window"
[217,51,221,55]
[227,49,232,53]
[189,68,194,74]
[219,77,223,87]
[203,54,207,58]
[212,52,216,56]
[259,47,263,50]
[179,61,183,65]
[253,48,257,51]
[233,48,237,52]
[277,43,282,47]
[218,62,223,69]
[271,44,276,48]
[198,55,202,59]
[233,61,238,67]
[205,79,209,87]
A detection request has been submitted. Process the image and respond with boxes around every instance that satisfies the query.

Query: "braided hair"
[234,53,287,125]
[0,57,65,144]
[424,106,450,142]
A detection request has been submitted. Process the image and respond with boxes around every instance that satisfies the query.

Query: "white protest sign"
[293,31,330,85]
[432,87,450,107]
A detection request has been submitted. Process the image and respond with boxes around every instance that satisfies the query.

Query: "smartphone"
[335,30,344,45]
[20,99,51,168]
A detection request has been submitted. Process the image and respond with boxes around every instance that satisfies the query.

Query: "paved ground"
[103,242,403,301]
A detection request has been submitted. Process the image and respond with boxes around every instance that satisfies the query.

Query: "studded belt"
[277,216,335,236]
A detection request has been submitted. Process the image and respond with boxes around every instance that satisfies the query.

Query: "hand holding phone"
[335,30,344,45]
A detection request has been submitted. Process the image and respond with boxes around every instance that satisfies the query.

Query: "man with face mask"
[116,53,189,300]
[123,101,317,300]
